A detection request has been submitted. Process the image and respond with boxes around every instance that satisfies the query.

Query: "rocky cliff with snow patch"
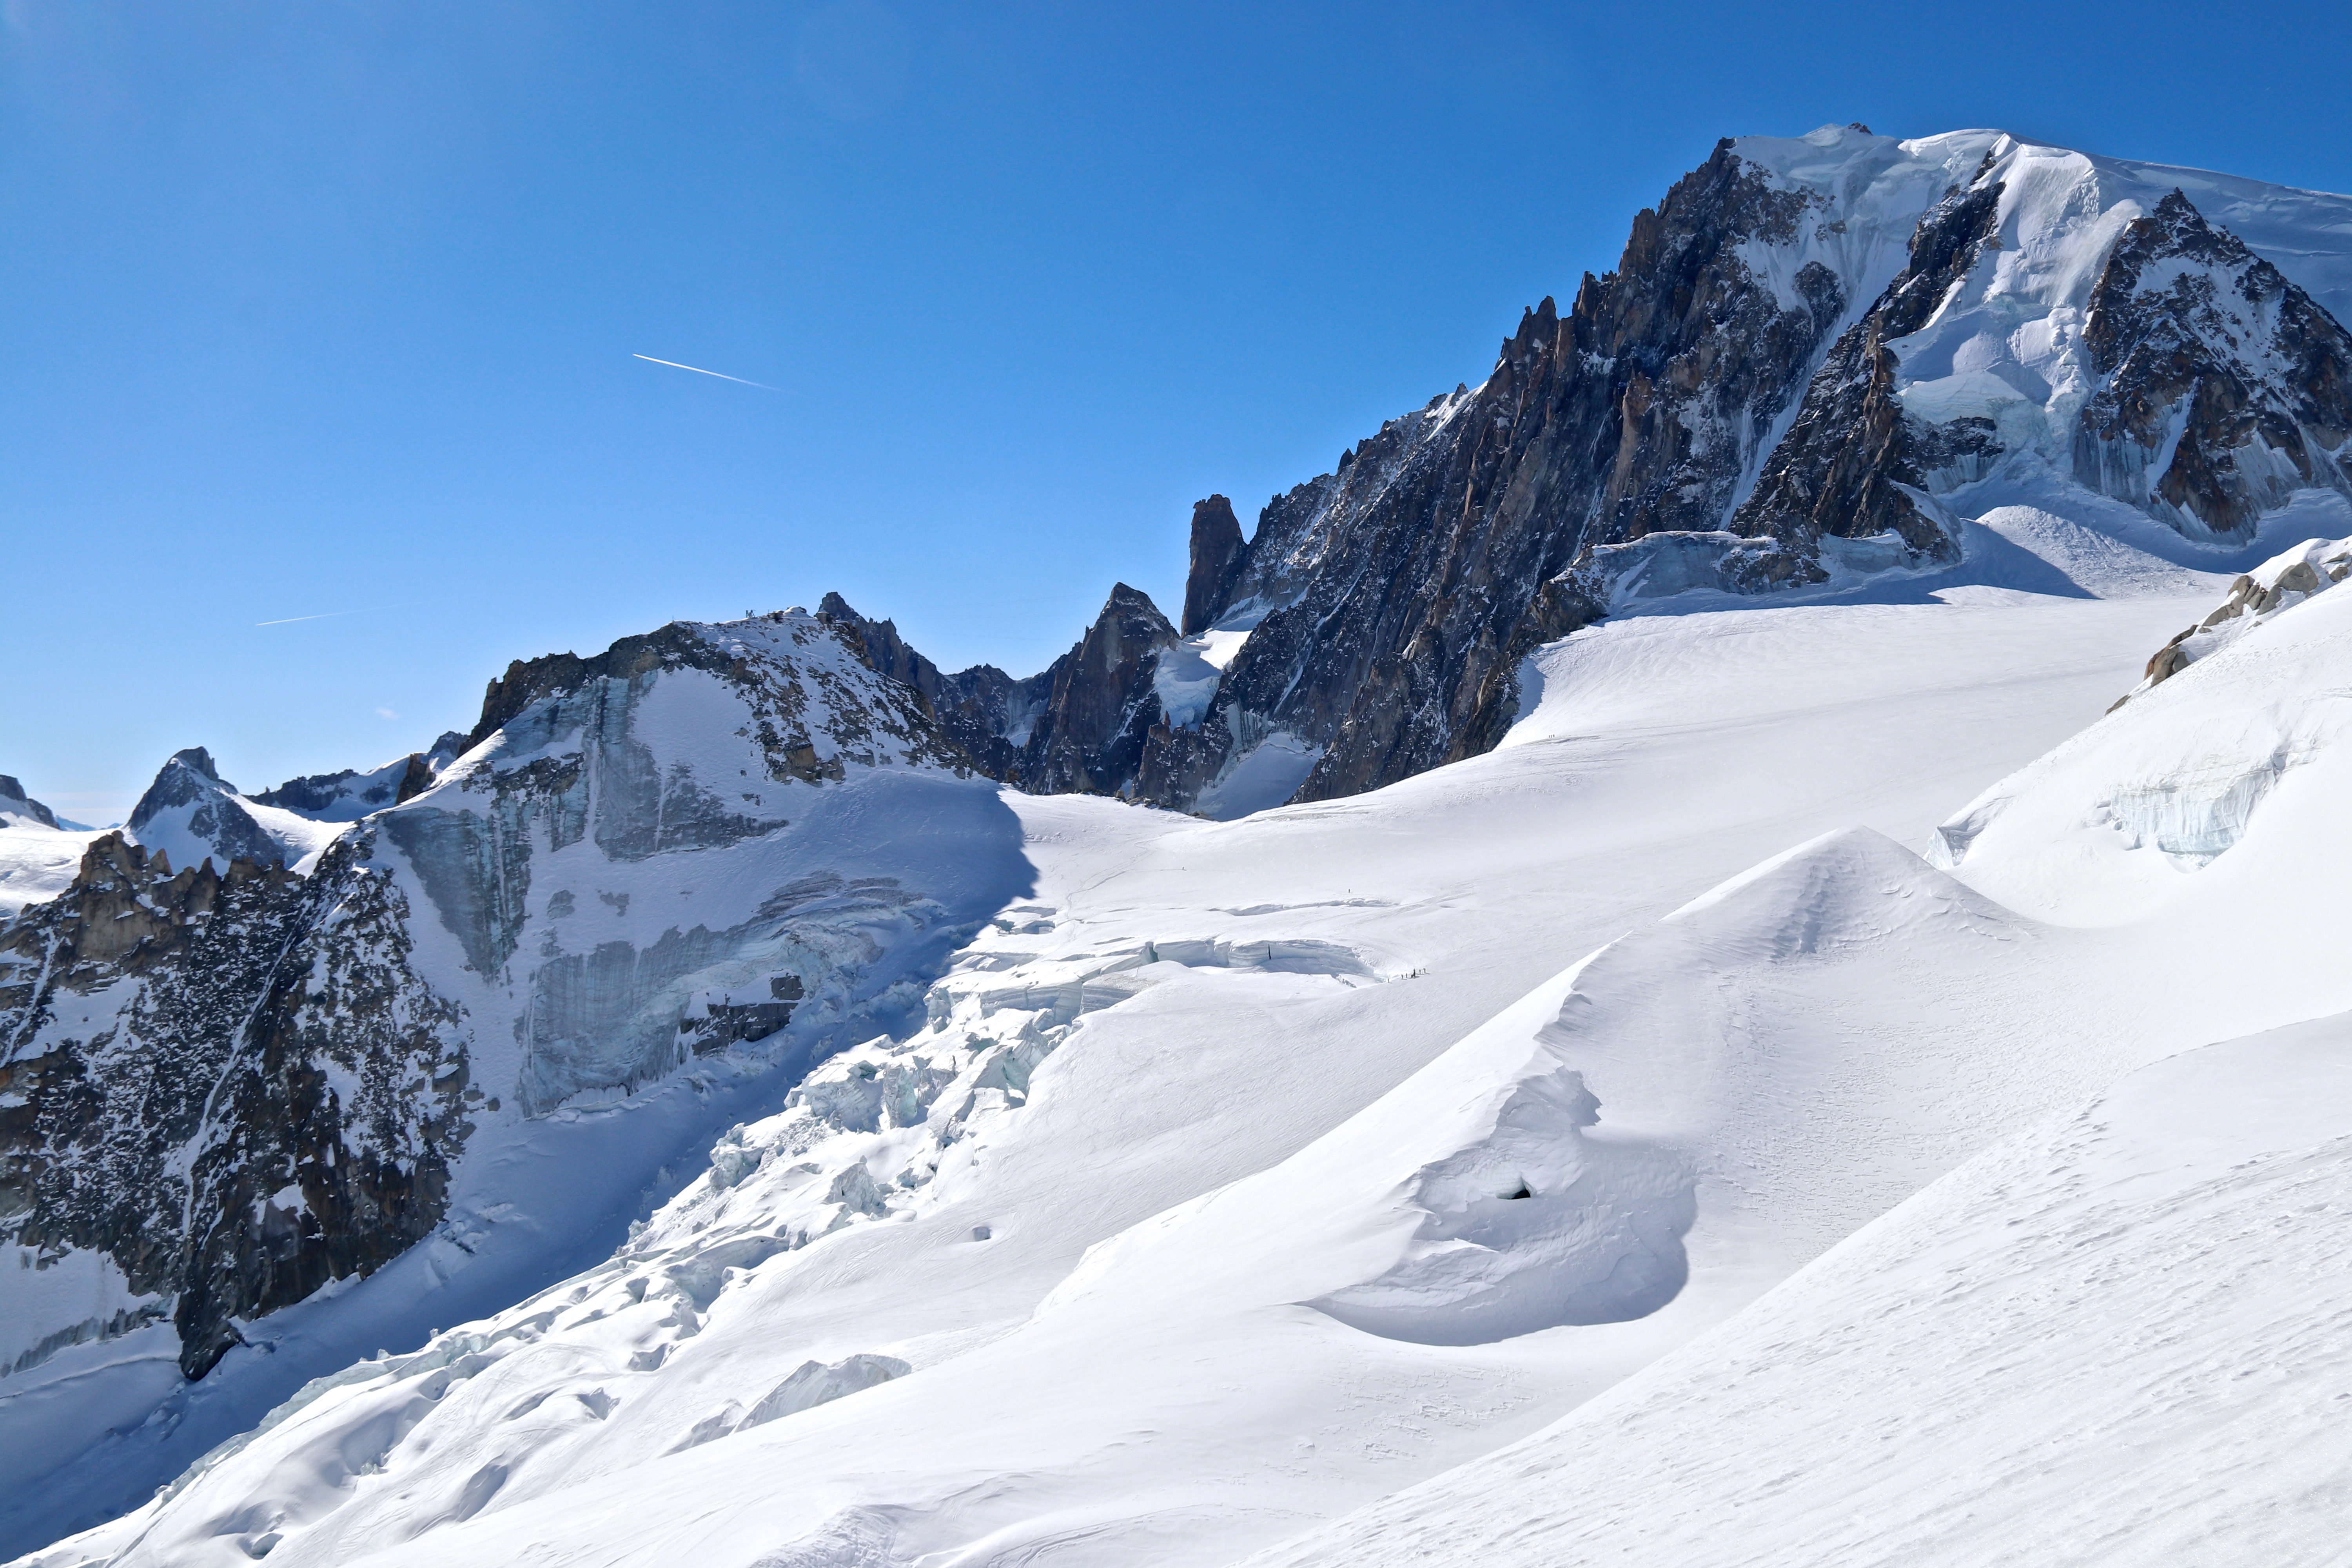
[10,119,2352,1567]
[817,127,2352,819]
[1,612,1018,1387]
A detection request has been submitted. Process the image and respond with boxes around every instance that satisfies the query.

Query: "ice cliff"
[2,612,1024,1410]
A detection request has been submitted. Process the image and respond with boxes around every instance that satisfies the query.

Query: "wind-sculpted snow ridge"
[1244,1016,2352,1568]
[0,611,1031,1556]
[1232,537,2352,1568]
[2115,529,2352,702]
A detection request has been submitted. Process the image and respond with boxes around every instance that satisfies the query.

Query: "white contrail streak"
[632,353,783,391]
[256,609,372,627]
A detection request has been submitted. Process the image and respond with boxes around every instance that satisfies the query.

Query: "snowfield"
[29,492,2352,1566]
[1249,1014,2352,1568]
[12,122,2352,1568]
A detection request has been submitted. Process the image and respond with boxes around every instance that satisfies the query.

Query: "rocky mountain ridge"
[2,611,1015,1394]
[815,127,2352,818]
[2076,190,2352,535]
[2,829,463,1379]
[0,779,60,831]
[5,120,2352,1564]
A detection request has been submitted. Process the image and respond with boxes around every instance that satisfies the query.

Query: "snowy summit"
[7,123,2352,1568]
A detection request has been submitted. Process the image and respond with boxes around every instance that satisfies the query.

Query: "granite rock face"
[1014,584,1180,795]
[815,592,1028,781]
[1722,176,2006,585]
[1188,140,1862,805]
[2076,190,2352,537]
[1181,496,1247,637]
[0,831,466,1378]
[819,585,1179,801]
[2,612,1005,1387]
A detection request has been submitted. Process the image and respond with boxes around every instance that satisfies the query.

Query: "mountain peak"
[1182,495,1248,636]
[165,746,223,783]
[0,774,59,830]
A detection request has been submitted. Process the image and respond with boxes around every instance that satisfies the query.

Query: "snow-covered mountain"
[7,124,2352,1567]
[0,778,93,919]
[818,126,2352,818]
[1252,543,2352,1568]
[1,613,1025,1544]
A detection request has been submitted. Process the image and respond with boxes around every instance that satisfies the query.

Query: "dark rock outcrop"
[817,593,1028,779]
[2114,542,2352,709]
[1723,175,2007,584]
[0,776,58,829]
[1181,496,1247,636]
[824,586,1180,799]
[1016,584,1179,796]
[0,832,469,1379]
[2076,190,2352,538]
[393,750,439,804]
[1145,140,1859,805]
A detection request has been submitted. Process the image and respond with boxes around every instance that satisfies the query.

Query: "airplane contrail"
[256,608,375,627]
[632,353,784,391]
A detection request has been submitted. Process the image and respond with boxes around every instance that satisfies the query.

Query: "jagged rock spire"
[1181,496,1247,636]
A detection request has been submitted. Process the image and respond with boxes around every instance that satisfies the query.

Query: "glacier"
[9,121,2352,1568]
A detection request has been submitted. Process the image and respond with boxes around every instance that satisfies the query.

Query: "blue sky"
[6,0,2350,821]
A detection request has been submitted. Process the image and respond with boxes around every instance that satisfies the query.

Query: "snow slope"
[22,517,2267,1568]
[1248,1012,2352,1568]
[0,775,95,917]
[0,820,95,919]
[14,128,2352,1568]
[1243,510,2352,1567]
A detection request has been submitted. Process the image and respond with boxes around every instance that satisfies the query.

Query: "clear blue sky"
[6,0,2349,822]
